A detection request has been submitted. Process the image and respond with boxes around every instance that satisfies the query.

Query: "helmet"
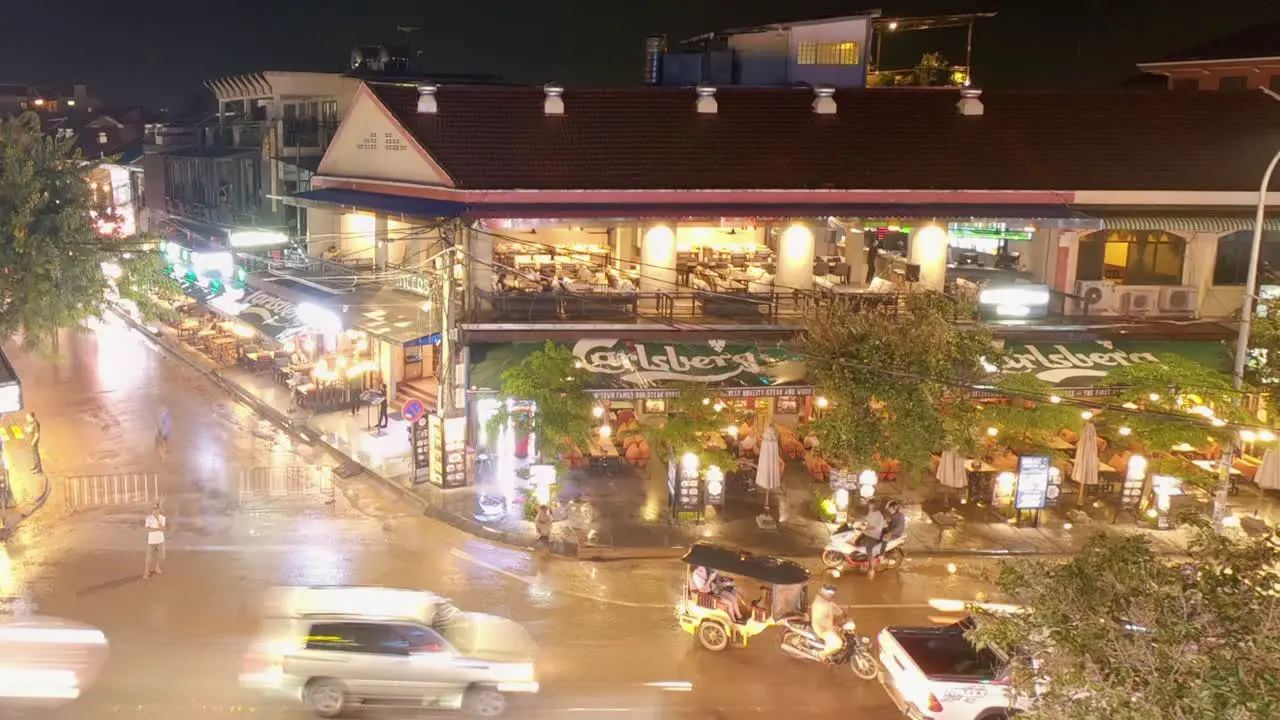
[819,584,836,599]
[886,500,902,513]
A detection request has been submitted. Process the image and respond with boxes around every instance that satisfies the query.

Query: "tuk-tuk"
[676,543,810,651]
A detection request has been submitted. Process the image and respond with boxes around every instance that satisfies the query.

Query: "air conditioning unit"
[1076,280,1117,314]
[1118,287,1161,315]
[1159,286,1199,315]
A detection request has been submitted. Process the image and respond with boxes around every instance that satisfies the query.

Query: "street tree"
[968,527,1280,720]
[621,383,738,472]
[489,340,594,469]
[801,291,992,478]
[0,112,176,350]
[978,373,1083,456]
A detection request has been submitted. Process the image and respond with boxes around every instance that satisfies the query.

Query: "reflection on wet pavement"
[0,318,1011,718]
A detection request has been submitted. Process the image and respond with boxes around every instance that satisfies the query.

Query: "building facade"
[275,80,1280,476]
[1138,18,1280,92]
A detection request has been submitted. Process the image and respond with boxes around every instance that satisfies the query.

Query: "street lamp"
[1223,145,1280,530]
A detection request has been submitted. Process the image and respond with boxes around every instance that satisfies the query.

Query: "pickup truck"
[876,619,1028,720]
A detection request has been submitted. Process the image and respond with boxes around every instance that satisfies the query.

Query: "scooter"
[821,522,907,575]
[778,617,878,680]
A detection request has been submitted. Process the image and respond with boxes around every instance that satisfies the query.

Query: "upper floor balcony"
[281,118,339,153]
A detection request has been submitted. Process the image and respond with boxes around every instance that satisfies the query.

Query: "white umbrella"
[1072,422,1100,505]
[755,426,783,512]
[1256,447,1280,491]
[936,450,968,489]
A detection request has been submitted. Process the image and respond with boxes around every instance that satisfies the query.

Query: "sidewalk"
[120,308,1279,561]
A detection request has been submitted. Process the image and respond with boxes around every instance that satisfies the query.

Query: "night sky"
[6,0,1278,110]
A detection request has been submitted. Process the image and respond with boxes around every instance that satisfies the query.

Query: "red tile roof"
[368,83,1280,193]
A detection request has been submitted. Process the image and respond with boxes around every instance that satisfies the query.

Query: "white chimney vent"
[956,87,983,116]
[416,83,439,114]
[695,84,718,114]
[812,85,837,115]
[543,83,565,115]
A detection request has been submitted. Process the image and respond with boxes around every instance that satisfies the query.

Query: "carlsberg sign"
[1001,343,1162,384]
[572,339,769,384]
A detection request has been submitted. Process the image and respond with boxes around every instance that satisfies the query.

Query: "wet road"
[0,315,1004,719]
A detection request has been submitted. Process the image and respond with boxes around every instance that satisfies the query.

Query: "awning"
[996,340,1231,390]
[285,188,465,219]
[468,339,812,400]
[234,285,308,341]
[245,274,441,345]
[1082,211,1280,233]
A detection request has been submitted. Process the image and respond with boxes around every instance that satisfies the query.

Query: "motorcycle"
[821,522,906,575]
[778,617,878,680]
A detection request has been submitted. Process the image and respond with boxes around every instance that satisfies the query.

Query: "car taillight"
[927,693,944,713]
[243,652,281,674]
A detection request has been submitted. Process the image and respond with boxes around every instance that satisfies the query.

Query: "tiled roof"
[368,83,1280,193]
[1148,18,1280,64]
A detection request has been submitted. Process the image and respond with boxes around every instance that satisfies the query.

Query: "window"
[1218,75,1248,91]
[384,132,407,152]
[1213,230,1280,285]
[1270,75,1280,93]
[97,132,108,145]
[306,622,408,655]
[384,625,447,654]
[1076,230,1186,286]
[796,41,860,66]
[1171,78,1200,91]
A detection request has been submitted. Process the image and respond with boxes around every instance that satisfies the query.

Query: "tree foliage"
[979,374,1083,457]
[621,383,738,470]
[801,292,992,476]
[490,340,594,469]
[968,528,1280,720]
[0,113,177,351]
[114,247,184,324]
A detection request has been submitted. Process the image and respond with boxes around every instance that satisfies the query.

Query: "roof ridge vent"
[543,82,565,116]
[695,84,718,114]
[957,87,983,116]
[416,83,439,114]
[812,84,837,115]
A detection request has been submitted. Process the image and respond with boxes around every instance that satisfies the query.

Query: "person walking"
[156,407,172,459]
[534,504,553,552]
[376,383,389,429]
[143,503,167,578]
[25,412,41,474]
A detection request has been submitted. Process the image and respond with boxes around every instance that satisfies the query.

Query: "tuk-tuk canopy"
[681,543,809,586]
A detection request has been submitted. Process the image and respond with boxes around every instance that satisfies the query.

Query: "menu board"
[442,415,467,488]
[673,462,702,512]
[428,414,445,487]
[1120,474,1144,508]
[1014,455,1052,510]
[426,414,468,489]
[410,417,431,476]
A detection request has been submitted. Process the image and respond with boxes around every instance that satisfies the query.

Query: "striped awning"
[1089,213,1280,233]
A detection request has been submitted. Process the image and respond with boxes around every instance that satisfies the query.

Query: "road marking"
[448,549,670,609]
[845,603,935,609]
[8,426,22,440]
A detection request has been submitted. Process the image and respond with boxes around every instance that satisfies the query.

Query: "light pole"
[1222,146,1280,530]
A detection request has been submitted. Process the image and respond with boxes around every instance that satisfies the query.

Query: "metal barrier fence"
[238,465,336,505]
[64,473,160,510]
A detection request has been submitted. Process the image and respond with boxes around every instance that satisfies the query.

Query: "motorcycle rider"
[858,499,886,559]
[883,500,907,545]
[810,584,846,662]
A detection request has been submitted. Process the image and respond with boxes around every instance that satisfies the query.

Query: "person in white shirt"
[144,504,167,578]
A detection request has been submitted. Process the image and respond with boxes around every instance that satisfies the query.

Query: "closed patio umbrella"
[1255,447,1280,491]
[1072,422,1100,505]
[936,450,968,508]
[756,426,783,516]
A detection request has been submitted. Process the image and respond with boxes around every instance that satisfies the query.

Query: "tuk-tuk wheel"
[697,620,730,651]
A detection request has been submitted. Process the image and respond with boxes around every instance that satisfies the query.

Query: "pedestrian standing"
[377,383,389,429]
[143,503,167,578]
[534,504,553,549]
[25,412,41,474]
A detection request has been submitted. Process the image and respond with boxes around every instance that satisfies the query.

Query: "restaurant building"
[283,79,1280,474]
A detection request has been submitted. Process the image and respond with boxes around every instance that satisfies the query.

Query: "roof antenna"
[398,26,421,74]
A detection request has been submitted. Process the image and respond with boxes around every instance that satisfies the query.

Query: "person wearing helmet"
[811,584,846,662]
[883,500,907,544]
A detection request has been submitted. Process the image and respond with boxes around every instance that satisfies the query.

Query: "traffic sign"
[401,399,427,423]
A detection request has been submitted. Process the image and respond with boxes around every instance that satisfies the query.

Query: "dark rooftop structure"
[1148,17,1280,63]
[364,82,1280,193]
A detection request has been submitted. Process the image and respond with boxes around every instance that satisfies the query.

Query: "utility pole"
[437,220,459,416]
